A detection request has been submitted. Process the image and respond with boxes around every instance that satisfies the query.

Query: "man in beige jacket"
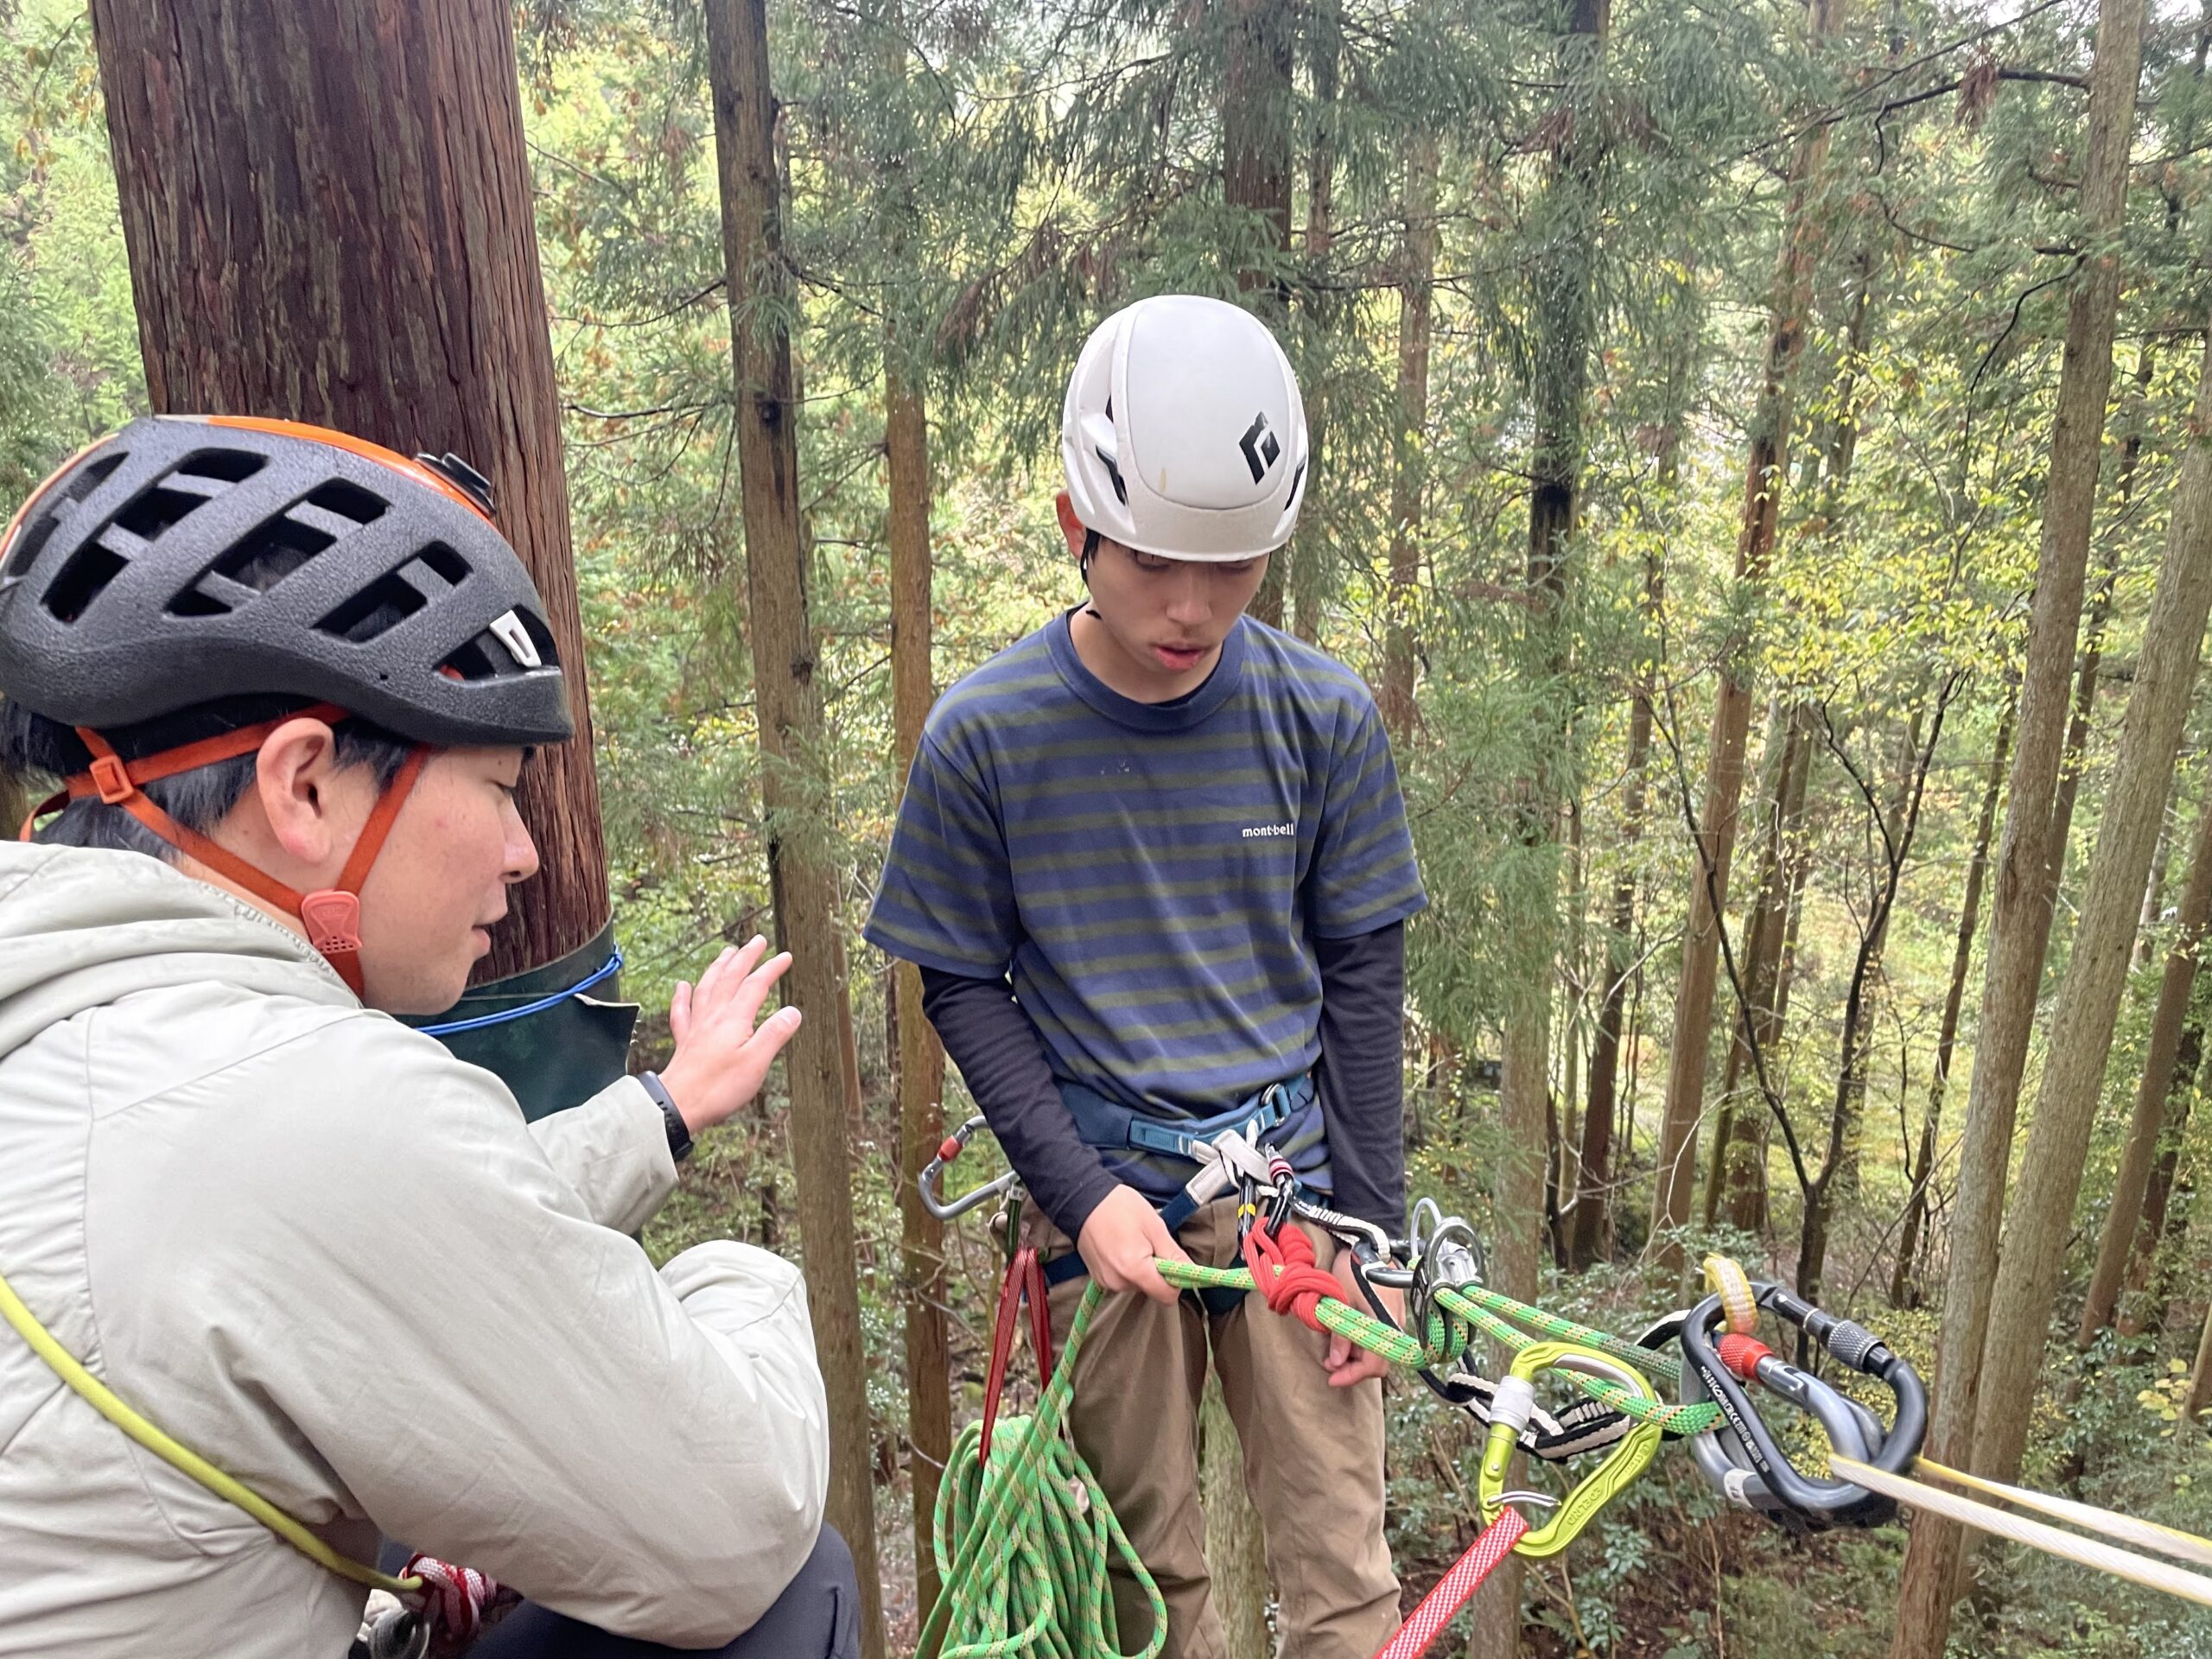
[0,417,853,1657]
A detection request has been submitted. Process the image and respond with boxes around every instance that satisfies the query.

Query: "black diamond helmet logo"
[1240,412,1281,484]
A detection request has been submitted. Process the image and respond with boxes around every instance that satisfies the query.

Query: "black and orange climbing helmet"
[0,416,575,994]
[0,415,572,746]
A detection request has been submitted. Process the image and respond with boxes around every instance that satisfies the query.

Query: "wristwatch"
[639,1071,693,1163]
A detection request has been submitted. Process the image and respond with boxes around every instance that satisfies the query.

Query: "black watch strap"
[639,1071,693,1163]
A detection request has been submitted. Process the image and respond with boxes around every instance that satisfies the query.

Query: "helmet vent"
[206,512,337,594]
[317,571,427,644]
[172,448,266,486]
[41,540,127,623]
[112,483,209,543]
[3,454,125,588]
[305,479,388,527]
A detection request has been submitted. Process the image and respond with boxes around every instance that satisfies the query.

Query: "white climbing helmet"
[1061,294,1309,563]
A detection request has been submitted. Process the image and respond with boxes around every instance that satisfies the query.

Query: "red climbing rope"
[1240,1222,1343,1333]
[1371,1506,1531,1659]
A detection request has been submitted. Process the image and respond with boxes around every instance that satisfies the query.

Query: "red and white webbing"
[1371,1507,1531,1659]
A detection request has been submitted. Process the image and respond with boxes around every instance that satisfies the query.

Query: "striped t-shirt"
[865,608,1426,1198]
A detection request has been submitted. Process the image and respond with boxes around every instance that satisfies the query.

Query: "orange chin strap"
[18,702,430,996]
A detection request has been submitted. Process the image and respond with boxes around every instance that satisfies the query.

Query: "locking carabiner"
[1477,1342,1663,1558]
[917,1114,1020,1223]
[1675,1259,1928,1529]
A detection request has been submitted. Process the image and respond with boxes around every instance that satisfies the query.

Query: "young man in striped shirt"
[867,295,1425,1658]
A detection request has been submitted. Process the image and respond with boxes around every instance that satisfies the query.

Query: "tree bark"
[1886,3,2147,1647]
[1377,130,1437,745]
[1893,697,2013,1308]
[1973,321,2212,1501]
[705,5,885,1653]
[87,0,607,981]
[2080,793,2212,1344]
[1649,0,1842,1266]
[885,349,950,1615]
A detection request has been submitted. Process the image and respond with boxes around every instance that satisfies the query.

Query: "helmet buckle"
[299,890,365,956]
[89,753,136,805]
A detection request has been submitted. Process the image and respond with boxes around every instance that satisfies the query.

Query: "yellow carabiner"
[1476,1341,1663,1559]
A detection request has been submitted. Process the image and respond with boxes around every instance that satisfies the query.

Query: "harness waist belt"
[1056,1073,1312,1163]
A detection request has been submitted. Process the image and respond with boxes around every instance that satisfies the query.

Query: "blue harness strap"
[1039,1075,1313,1314]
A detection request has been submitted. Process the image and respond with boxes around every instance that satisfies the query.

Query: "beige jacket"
[0,842,829,1656]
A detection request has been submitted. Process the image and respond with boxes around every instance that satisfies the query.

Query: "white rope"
[1830,1455,2212,1611]
[1913,1458,2212,1571]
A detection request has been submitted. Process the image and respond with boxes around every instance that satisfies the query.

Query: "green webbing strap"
[1154,1262,1721,1436]
[919,1284,1166,1659]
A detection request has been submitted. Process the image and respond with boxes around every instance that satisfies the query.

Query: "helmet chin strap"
[20,704,431,997]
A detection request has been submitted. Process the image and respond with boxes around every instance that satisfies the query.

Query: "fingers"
[728,949,796,1031]
[1326,1331,1352,1371]
[694,937,769,1014]
[1328,1349,1389,1389]
[668,980,694,1044]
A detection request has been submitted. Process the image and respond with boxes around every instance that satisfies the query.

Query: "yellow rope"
[0,1265,419,1596]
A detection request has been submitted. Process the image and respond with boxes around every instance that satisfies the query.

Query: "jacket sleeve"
[526,1076,678,1236]
[201,1025,830,1649]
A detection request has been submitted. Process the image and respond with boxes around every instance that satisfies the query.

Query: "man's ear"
[1055,491,1086,555]
[248,718,352,868]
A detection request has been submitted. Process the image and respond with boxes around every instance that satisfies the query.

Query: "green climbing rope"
[1154,1261,1721,1436]
[918,1251,1719,1659]
[919,1284,1166,1659]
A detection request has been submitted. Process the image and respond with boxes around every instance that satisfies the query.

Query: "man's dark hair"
[3,696,416,862]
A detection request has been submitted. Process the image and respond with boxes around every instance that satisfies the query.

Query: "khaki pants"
[1028,1198,1400,1659]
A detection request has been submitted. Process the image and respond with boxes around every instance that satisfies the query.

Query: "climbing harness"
[0,1263,505,1654]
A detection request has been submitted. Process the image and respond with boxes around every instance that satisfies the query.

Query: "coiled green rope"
[919,1285,1166,1659]
[917,1253,1715,1659]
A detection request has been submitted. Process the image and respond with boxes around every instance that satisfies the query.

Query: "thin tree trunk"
[1378,130,1437,745]
[1200,1376,1270,1659]
[1887,3,2147,1645]
[1799,701,1949,1313]
[886,347,950,1612]
[1973,319,2212,1498]
[705,5,885,1651]
[2080,793,2212,1343]
[1571,529,1665,1263]
[2120,983,2209,1336]
[1226,0,1294,628]
[2185,1287,2212,1423]
[1649,0,1843,1265]
[88,0,607,984]
[1705,701,1814,1227]
[1893,698,2013,1307]
[1288,0,1340,645]
[1474,9,1606,1641]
